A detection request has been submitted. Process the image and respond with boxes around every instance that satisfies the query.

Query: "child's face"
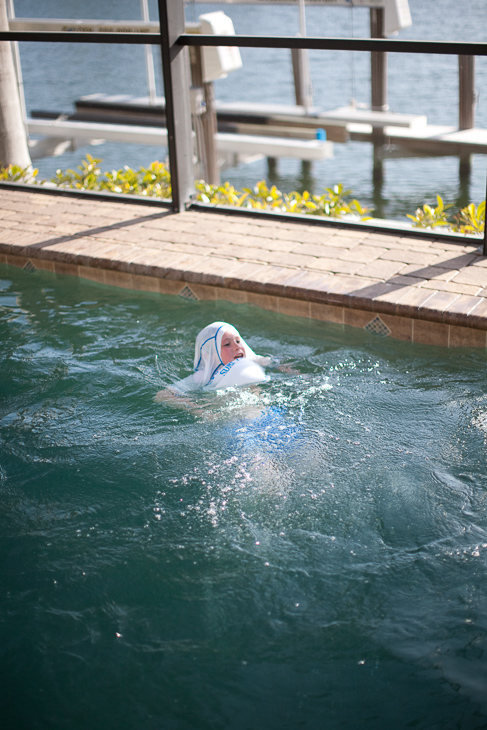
[221,332,245,365]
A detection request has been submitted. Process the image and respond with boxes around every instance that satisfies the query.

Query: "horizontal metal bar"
[0,31,163,44]
[1,30,487,56]
[180,34,487,56]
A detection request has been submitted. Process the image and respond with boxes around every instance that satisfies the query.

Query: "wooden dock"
[28,94,487,163]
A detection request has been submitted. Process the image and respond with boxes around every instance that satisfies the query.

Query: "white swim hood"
[193,321,267,388]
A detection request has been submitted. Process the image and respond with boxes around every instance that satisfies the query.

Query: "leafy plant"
[50,155,173,198]
[1,155,484,234]
[195,180,249,207]
[406,195,452,229]
[406,195,485,235]
[194,179,373,220]
[0,164,39,182]
[243,180,286,210]
[51,154,103,189]
[452,201,485,235]
[0,156,372,221]
[102,161,172,198]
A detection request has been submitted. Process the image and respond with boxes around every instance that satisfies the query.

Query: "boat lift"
[7,9,334,177]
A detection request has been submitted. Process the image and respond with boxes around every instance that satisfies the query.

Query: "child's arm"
[154,387,197,410]
[154,388,211,417]
[154,377,208,416]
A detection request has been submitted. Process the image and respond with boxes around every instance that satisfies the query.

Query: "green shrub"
[407,195,484,235]
[51,154,103,190]
[51,155,172,198]
[0,164,39,182]
[195,180,372,220]
[406,195,452,229]
[452,201,485,235]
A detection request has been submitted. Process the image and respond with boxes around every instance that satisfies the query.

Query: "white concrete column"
[0,0,32,169]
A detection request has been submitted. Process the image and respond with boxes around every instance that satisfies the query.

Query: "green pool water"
[1,263,487,729]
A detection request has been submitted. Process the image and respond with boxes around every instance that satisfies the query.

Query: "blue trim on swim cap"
[195,324,225,385]
[194,334,214,371]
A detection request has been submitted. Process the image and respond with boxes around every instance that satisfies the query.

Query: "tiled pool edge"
[1,186,486,349]
[2,248,486,349]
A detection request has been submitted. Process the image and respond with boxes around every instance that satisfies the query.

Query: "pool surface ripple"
[1,264,487,728]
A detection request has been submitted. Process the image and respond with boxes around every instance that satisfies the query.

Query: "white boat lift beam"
[26,118,333,162]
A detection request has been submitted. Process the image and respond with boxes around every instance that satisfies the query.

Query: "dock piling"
[189,44,219,185]
[370,7,387,188]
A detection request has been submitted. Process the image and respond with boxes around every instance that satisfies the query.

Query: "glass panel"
[4,0,487,226]
[8,0,170,198]
[184,1,487,226]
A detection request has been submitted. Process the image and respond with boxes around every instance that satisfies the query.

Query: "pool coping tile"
[1,188,487,348]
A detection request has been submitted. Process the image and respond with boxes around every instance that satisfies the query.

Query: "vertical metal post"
[459,55,475,188]
[157,0,194,212]
[0,0,32,169]
[370,8,386,194]
[370,8,387,113]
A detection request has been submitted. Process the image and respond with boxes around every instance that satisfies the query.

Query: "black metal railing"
[1,0,487,253]
[181,35,487,55]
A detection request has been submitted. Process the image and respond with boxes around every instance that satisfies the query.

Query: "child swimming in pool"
[155,321,271,407]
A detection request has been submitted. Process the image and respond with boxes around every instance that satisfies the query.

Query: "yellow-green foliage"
[406,195,453,229]
[0,156,484,233]
[195,180,373,220]
[50,154,103,189]
[407,194,485,235]
[50,155,172,198]
[0,163,38,182]
[452,201,485,235]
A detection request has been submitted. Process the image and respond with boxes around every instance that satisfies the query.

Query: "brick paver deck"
[1,186,487,347]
